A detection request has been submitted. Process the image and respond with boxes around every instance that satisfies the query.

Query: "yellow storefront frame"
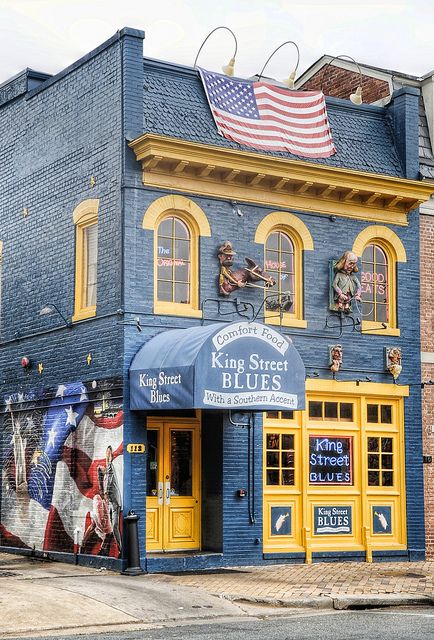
[263,380,408,561]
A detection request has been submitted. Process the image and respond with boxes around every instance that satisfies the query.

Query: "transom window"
[265,410,295,421]
[361,243,389,324]
[156,216,191,305]
[367,403,393,424]
[308,400,354,422]
[265,433,295,486]
[265,231,295,314]
[367,436,394,486]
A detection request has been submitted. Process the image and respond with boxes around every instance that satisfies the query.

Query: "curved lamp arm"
[257,40,300,88]
[322,54,363,104]
[193,26,238,76]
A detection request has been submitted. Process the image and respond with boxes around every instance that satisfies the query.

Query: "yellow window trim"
[306,378,409,397]
[352,227,404,335]
[143,194,211,236]
[153,209,202,318]
[352,226,407,263]
[256,212,313,327]
[72,199,99,322]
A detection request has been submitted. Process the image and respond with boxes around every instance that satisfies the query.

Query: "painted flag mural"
[0,380,123,558]
[198,68,336,159]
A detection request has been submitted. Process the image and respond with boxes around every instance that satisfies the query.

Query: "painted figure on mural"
[99,445,122,555]
[218,240,275,295]
[11,418,27,494]
[332,251,361,313]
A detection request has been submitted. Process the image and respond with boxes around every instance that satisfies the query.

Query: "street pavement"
[1,552,434,637]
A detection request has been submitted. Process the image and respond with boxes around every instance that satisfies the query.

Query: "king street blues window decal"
[313,505,352,535]
[309,435,353,485]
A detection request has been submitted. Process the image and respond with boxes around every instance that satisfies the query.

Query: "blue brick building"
[0,29,432,572]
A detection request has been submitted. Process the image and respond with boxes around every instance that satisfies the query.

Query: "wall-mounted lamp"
[322,54,363,105]
[231,200,243,217]
[194,26,238,77]
[39,303,72,328]
[257,40,300,89]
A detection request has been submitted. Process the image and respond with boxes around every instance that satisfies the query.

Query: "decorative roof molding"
[129,134,434,226]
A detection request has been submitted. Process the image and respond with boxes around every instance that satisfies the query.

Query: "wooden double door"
[146,420,201,551]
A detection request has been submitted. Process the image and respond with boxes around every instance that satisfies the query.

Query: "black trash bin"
[122,510,145,575]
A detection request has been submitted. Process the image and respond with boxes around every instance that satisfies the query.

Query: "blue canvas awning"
[130,321,305,411]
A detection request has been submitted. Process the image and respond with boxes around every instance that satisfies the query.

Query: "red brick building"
[297,56,434,558]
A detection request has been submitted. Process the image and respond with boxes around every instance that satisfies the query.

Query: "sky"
[1,0,433,85]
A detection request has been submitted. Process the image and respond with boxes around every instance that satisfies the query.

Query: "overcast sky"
[1,0,433,86]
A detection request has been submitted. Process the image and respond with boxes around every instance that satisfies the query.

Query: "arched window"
[72,199,99,322]
[353,226,407,336]
[255,212,314,328]
[265,230,296,315]
[361,243,389,324]
[156,216,192,305]
[143,195,211,318]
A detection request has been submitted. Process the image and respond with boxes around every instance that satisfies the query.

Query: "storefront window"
[265,432,295,486]
[367,436,394,486]
[309,435,353,485]
[367,403,393,424]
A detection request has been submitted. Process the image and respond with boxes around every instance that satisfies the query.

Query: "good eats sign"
[130,321,305,411]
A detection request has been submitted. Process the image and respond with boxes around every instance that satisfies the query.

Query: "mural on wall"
[0,380,123,558]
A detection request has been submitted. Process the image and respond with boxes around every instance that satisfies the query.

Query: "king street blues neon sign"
[129,321,305,411]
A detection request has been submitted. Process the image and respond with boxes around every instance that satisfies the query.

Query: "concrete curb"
[224,593,434,611]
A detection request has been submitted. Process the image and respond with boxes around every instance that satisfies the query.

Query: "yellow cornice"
[129,134,434,226]
[306,379,409,397]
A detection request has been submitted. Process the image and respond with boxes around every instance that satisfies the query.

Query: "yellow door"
[146,421,201,552]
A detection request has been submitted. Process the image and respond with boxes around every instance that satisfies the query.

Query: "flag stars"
[56,384,67,399]
[65,406,79,427]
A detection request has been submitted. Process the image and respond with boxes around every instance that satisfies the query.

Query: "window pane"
[382,454,393,469]
[368,437,379,452]
[282,470,295,485]
[157,280,172,301]
[267,452,279,467]
[170,430,192,496]
[368,454,379,469]
[266,470,279,485]
[281,434,294,450]
[146,430,159,497]
[324,402,338,419]
[281,451,294,467]
[174,261,190,283]
[267,433,279,449]
[266,232,278,250]
[368,470,380,485]
[367,404,378,423]
[266,411,279,419]
[309,401,322,418]
[281,411,294,420]
[158,218,173,237]
[381,405,392,424]
[157,236,172,257]
[381,438,393,453]
[340,403,353,421]
[174,218,189,239]
[382,471,393,486]
[174,282,190,304]
[175,238,190,261]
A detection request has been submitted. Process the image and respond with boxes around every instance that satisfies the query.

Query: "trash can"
[122,510,144,575]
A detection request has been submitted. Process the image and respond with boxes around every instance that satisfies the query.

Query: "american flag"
[199,68,336,159]
[1,383,123,558]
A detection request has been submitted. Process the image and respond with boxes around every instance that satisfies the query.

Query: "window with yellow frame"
[255,211,314,328]
[72,199,99,322]
[142,195,211,319]
[352,226,407,336]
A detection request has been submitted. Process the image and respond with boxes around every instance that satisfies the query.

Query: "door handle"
[158,482,163,506]
[165,481,171,505]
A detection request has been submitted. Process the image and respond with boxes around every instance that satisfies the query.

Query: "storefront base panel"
[146,552,223,573]
[0,545,123,572]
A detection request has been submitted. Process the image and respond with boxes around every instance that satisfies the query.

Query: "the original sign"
[309,435,353,485]
[313,505,352,535]
[126,443,146,454]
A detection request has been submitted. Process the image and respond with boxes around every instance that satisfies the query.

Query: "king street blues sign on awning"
[129,321,305,411]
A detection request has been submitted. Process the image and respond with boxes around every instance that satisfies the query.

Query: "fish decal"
[274,512,290,533]
[374,511,388,531]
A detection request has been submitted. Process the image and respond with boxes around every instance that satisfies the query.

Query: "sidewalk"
[1,552,434,637]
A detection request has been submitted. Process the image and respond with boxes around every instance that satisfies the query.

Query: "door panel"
[146,421,200,552]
